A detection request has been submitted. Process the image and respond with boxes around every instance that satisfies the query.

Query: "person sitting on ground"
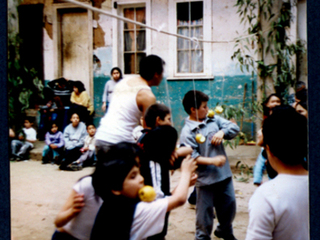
[70,81,94,125]
[42,121,64,164]
[101,67,123,112]
[60,112,87,170]
[246,105,308,240]
[180,90,239,240]
[67,123,97,171]
[11,117,37,161]
[52,167,103,240]
[90,142,197,240]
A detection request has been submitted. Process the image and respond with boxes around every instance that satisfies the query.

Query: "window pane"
[177,27,189,50]
[123,7,146,74]
[136,30,146,51]
[178,50,190,73]
[191,2,203,23]
[191,27,203,49]
[136,53,146,74]
[124,31,135,51]
[124,8,134,30]
[191,50,203,72]
[124,53,135,74]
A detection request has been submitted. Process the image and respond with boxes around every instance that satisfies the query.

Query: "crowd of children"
[10,54,308,240]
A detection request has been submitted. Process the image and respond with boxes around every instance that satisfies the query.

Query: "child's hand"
[211,155,226,167]
[81,147,89,152]
[71,194,85,215]
[50,144,58,149]
[180,155,197,175]
[211,130,224,145]
[170,151,179,167]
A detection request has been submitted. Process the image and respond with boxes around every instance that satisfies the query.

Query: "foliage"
[8,32,44,131]
[231,0,306,102]
[233,160,253,183]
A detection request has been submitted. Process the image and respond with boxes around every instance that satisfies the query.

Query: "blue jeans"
[11,140,33,158]
[253,148,267,184]
[42,145,61,159]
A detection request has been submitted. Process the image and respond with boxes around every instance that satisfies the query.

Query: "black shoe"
[66,162,83,171]
[42,157,50,164]
[214,229,238,240]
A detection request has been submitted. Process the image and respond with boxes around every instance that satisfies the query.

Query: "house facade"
[12,0,307,137]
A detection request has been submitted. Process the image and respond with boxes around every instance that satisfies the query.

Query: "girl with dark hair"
[70,81,94,124]
[253,93,282,186]
[101,67,123,112]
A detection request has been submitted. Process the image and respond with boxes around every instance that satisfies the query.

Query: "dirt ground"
[10,159,268,240]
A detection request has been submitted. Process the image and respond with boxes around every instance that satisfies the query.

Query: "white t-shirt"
[23,127,37,147]
[246,174,309,240]
[96,77,151,144]
[130,197,168,240]
[63,176,103,240]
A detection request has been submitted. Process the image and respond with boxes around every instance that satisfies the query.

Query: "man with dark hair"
[95,55,165,155]
[246,106,308,240]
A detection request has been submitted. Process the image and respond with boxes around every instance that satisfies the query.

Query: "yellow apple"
[207,109,215,118]
[139,185,156,202]
[215,106,224,114]
[195,133,206,144]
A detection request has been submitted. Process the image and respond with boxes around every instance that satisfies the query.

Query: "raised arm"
[166,155,197,212]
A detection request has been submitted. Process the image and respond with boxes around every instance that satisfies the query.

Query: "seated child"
[11,117,37,161]
[52,171,103,240]
[60,112,87,170]
[42,121,64,164]
[90,142,198,240]
[180,90,240,240]
[67,123,97,171]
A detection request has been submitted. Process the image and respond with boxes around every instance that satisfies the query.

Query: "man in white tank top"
[95,55,165,155]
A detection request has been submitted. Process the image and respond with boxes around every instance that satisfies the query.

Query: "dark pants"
[51,230,78,240]
[195,177,236,240]
[59,147,82,170]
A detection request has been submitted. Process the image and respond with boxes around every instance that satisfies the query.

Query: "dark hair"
[86,123,96,129]
[110,67,123,80]
[92,142,141,200]
[69,111,81,121]
[24,116,34,124]
[262,105,307,166]
[144,103,170,129]
[182,90,209,115]
[295,89,307,103]
[49,121,59,133]
[139,55,165,81]
[262,93,282,117]
[73,81,86,93]
[140,125,177,164]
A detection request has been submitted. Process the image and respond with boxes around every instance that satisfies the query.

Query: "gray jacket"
[180,115,240,186]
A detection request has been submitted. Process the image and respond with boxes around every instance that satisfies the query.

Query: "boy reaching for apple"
[180,90,240,240]
[90,142,198,240]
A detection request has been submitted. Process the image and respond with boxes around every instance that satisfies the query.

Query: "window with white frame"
[123,7,146,74]
[177,1,203,73]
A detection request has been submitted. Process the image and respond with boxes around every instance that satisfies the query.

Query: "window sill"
[166,75,214,81]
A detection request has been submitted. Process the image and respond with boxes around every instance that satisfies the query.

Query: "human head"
[87,123,96,136]
[139,55,165,85]
[144,103,171,129]
[295,88,307,103]
[140,125,178,165]
[50,121,59,134]
[182,90,209,118]
[70,113,80,127]
[295,101,308,118]
[92,142,143,200]
[73,81,86,95]
[263,93,282,117]
[23,117,34,129]
[295,81,306,92]
[262,105,307,167]
[110,67,123,82]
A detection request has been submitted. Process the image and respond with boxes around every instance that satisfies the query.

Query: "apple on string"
[214,106,224,114]
[139,185,157,202]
